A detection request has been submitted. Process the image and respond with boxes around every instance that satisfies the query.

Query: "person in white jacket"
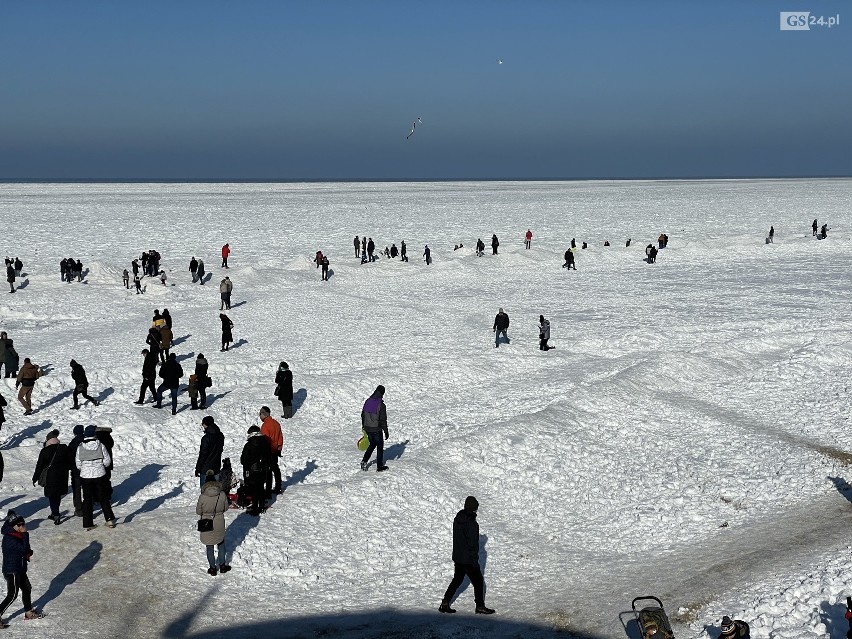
[75,425,116,531]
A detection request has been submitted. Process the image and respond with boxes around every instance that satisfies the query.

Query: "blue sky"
[0,0,849,179]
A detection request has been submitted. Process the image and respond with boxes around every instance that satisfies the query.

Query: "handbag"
[37,447,59,487]
[197,493,220,532]
[357,429,369,451]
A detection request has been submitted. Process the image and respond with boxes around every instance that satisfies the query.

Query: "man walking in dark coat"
[563,249,576,270]
[354,236,360,258]
[194,353,209,409]
[275,362,293,418]
[69,360,100,410]
[195,416,224,489]
[156,353,184,415]
[493,308,510,348]
[439,496,495,615]
[400,240,408,262]
[491,234,499,255]
[135,348,159,405]
[360,385,389,472]
[240,426,271,516]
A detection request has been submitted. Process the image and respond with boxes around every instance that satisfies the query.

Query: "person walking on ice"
[354,236,360,258]
[275,362,293,419]
[491,234,499,255]
[360,385,389,472]
[122,269,129,289]
[69,360,100,409]
[493,308,510,348]
[539,315,551,351]
[220,313,234,351]
[321,255,329,281]
[423,245,432,265]
[221,243,230,268]
[768,226,774,243]
[0,515,45,626]
[812,219,818,237]
[563,249,576,270]
[196,470,231,576]
[524,229,532,249]
[438,496,495,615]
[15,359,41,415]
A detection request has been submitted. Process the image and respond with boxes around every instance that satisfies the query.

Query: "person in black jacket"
[275,362,293,419]
[194,354,209,409]
[240,426,270,516]
[360,385,388,472]
[67,425,85,517]
[162,308,172,330]
[439,496,495,615]
[135,349,159,405]
[491,234,499,255]
[31,429,70,525]
[69,360,100,410]
[220,313,234,352]
[195,416,224,489]
[0,392,6,431]
[563,249,576,270]
[400,240,408,262]
[156,353,184,415]
[0,516,44,624]
[493,308,510,348]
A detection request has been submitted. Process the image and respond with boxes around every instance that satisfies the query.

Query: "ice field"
[0,179,850,638]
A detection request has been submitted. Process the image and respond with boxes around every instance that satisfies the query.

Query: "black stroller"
[632,596,675,638]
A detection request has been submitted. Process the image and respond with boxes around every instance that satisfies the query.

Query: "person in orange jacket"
[221,244,230,268]
[259,406,283,496]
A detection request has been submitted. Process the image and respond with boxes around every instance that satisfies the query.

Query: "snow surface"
[0,179,850,639]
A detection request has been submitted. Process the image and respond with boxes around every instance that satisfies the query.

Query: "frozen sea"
[0,179,850,638]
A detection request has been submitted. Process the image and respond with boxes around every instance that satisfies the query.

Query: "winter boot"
[475,606,496,615]
[207,566,218,576]
[438,601,456,614]
[219,564,231,574]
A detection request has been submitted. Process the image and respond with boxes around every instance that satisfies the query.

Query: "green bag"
[357,430,369,451]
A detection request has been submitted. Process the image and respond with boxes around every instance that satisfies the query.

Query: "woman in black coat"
[219,314,234,351]
[31,429,70,525]
[275,362,294,419]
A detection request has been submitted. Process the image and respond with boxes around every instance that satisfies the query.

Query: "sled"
[632,596,675,638]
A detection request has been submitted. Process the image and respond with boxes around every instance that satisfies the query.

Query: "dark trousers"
[362,431,384,467]
[138,376,156,403]
[492,247,498,255]
[48,495,61,517]
[73,384,97,408]
[71,470,83,515]
[81,477,115,528]
[123,278,129,288]
[0,573,32,617]
[246,480,265,514]
[281,402,292,419]
[156,384,179,412]
[222,257,228,267]
[266,455,282,495]
[443,562,485,607]
[539,338,549,351]
[198,387,207,408]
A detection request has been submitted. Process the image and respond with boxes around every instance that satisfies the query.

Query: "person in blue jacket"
[0,514,44,626]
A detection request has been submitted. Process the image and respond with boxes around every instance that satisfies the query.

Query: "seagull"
[497,58,503,65]
[406,117,422,140]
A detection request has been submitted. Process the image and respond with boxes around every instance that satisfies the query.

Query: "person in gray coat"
[539,315,551,351]
[219,277,232,310]
[195,472,231,576]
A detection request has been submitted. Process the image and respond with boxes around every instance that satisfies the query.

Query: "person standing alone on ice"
[360,385,389,472]
[423,245,432,265]
[491,234,499,255]
[219,276,232,310]
[539,315,551,351]
[438,496,495,615]
[525,229,532,249]
[354,236,360,258]
[321,255,329,281]
[220,313,234,352]
[401,240,408,262]
[275,362,293,419]
[0,515,44,625]
[189,256,199,282]
[221,244,230,268]
[493,308,510,348]
[768,226,774,243]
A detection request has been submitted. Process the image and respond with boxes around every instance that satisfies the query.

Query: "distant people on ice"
[354,236,360,258]
[241,426,270,516]
[390,243,398,258]
[156,353,184,415]
[196,470,231,576]
[220,313,234,351]
[475,239,485,256]
[15,358,41,415]
[400,240,408,262]
[581,241,588,249]
[645,244,657,264]
[767,226,774,243]
[658,233,669,249]
[812,218,818,236]
[32,428,69,525]
[539,315,551,351]
[314,250,324,268]
[819,223,829,239]
[0,514,45,625]
[122,269,129,288]
[367,238,375,262]
[275,362,293,419]
[603,240,610,247]
[5,264,14,294]
[134,274,143,294]
[259,406,283,496]
[423,245,432,265]
[719,615,750,638]
[563,249,576,270]
[195,416,224,489]
[438,496,495,615]
[69,360,100,410]
[493,308,510,348]
[571,238,576,249]
[524,229,532,249]
[75,424,117,530]
[221,243,230,268]
[219,276,233,310]
[197,258,206,284]
[321,255,329,281]
[491,234,499,255]
[360,385,389,472]
[626,238,631,247]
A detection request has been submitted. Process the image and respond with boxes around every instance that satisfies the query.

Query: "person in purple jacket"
[360,385,389,472]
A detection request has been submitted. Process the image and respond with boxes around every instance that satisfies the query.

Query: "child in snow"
[0,515,44,625]
[160,271,167,286]
[134,275,143,294]
[122,269,129,288]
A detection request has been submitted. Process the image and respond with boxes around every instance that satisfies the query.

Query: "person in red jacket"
[524,229,532,249]
[259,406,283,496]
[221,244,230,268]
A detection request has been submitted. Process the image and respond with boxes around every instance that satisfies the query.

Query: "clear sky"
[1,0,849,179]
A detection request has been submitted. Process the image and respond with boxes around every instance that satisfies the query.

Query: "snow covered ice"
[0,179,850,638]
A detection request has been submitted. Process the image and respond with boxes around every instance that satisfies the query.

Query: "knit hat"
[464,496,479,512]
[279,361,288,369]
[374,385,385,397]
[84,425,97,438]
[247,425,260,434]
[73,424,84,436]
[201,416,215,427]
[45,429,60,441]
[720,616,735,635]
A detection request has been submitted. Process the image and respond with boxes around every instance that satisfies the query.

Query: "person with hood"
[159,323,173,362]
[524,229,532,249]
[0,515,44,625]
[423,245,432,265]
[4,341,19,379]
[219,277,232,310]
[196,470,231,576]
[563,249,576,270]
[539,315,551,351]
[367,238,375,262]
[189,256,199,282]
[146,327,161,361]
[275,362,293,418]
[197,258,206,285]
[390,243,398,258]
[134,273,143,294]
[493,308,510,348]
[70,360,100,410]
[220,313,234,352]
[354,236,361,258]
[15,359,40,415]
[438,496,495,615]
[491,234,499,255]
[360,385,389,472]
[320,255,330,281]
[240,426,271,516]
[400,240,408,262]
[719,615,750,638]
[67,425,85,517]
[135,348,159,405]
[162,308,172,330]
[32,429,70,525]
[156,353,184,415]
[259,407,283,496]
[475,238,485,257]
[75,425,116,530]
[195,416,224,489]
[194,353,209,409]
[221,243,230,268]
[5,264,14,294]
[314,250,324,269]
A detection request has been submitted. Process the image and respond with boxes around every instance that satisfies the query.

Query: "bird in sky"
[497,58,503,65]
[406,117,422,140]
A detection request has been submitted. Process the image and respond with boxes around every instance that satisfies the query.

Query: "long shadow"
[176,352,195,363]
[16,279,29,290]
[231,339,248,350]
[112,463,167,507]
[172,334,191,346]
[230,301,246,309]
[205,390,232,408]
[9,497,52,531]
[0,495,23,513]
[828,476,852,504]
[385,439,409,462]
[2,419,53,450]
[39,364,54,376]
[282,460,318,492]
[30,541,102,611]
[163,609,605,639]
[81,268,90,279]
[39,389,72,411]
[292,388,307,415]
[95,386,115,403]
[224,510,261,563]
[124,483,184,523]
[203,272,213,284]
